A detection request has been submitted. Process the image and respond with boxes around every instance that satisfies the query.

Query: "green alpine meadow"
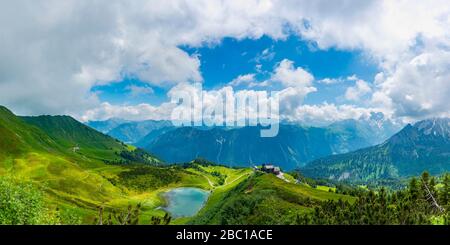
[0,105,349,224]
[1,105,449,225]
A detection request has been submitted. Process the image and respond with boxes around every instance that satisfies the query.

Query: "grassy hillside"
[0,106,59,157]
[0,106,258,224]
[190,172,355,225]
[21,115,127,160]
[0,106,186,223]
[0,105,364,225]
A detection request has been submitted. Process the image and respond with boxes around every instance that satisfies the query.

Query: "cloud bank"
[0,0,449,124]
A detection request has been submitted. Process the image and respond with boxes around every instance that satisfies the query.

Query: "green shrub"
[0,177,50,224]
[113,166,182,191]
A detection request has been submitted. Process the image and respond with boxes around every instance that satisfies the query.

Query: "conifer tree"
[436,173,449,208]
[409,177,420,200]
[445,174,450,205]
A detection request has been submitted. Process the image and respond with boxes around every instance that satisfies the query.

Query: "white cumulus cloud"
[271,59,315,88]
[345,79,372,101]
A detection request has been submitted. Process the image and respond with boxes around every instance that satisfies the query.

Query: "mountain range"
[143,120,400,170]
[86,117,400,170]
[85,118,130,134]
[0,104,354,225]
[301,118,450,182]
[1,104,449,225]
[87,119,174,144]
[82,111,450,180]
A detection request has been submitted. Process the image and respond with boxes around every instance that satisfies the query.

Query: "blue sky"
[2,1,448,123]
[92,35,379,109]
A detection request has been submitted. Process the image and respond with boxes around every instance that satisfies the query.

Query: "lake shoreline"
[161,187,210,218]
